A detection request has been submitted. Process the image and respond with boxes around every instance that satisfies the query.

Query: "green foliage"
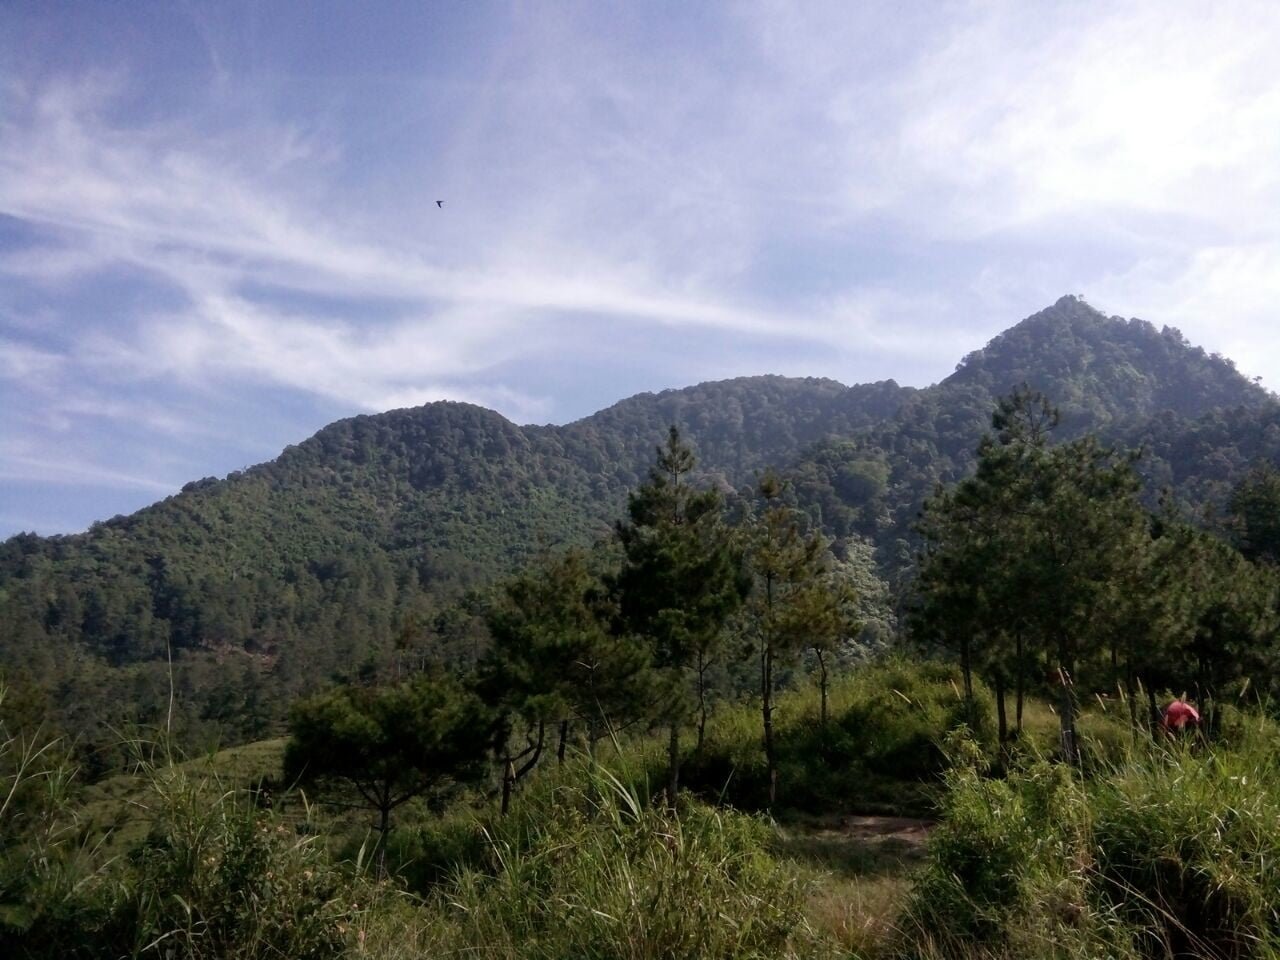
[381,809,490,894]
[1229,462,1280,565]
[2,295,1277,770]
[910,386,1279,759]
[613,427,748,680]
[786,296,1272,569]
[391,761,835,960]
[481,548,650,744]
[2,735,362,960]
[613,427,749,797]
[683,659,995,815]
[906,743,1088,951]
[902,721,1280,960]
[284,673,493,841]
[741,472,855,806]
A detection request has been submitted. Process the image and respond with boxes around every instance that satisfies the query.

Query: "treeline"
[912,387,1280,758]
[285,393,1280,842]
[6,390,1280,958]
[2,295,1278,773]
[284,427,888,842]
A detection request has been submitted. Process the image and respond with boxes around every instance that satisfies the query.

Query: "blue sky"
[4,1,1280,536]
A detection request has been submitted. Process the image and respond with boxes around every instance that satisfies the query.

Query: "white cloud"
[798,0,1280,238]
[0,338,64,380]
[0,443,179,493]
[1093,243,1280,387]
[5,0,1280,533]
[0,69,828,431]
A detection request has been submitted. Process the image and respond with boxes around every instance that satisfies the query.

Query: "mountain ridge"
[3,296,1276,755]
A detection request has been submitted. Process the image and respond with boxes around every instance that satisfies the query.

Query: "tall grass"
[684,659,996,815]
[2,732,367,959]
[363,757,840,959]
[899,716,1280,960]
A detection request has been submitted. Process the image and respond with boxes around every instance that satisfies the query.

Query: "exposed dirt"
[830,814,932,846]
[774,814,934,879]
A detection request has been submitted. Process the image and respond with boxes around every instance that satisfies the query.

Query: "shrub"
[383,810,489,894]
[3,746,366,960]
[899,719,1280,960]
[401,759,837,959]
[905,735,1087,950]
[683,658,995,814]
[1090,738,1280,959]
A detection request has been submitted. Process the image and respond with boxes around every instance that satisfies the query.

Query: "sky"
[4,0,1280,537]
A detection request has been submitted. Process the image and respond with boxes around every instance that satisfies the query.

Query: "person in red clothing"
[1161,699,1201,735]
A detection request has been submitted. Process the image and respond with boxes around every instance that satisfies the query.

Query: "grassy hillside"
[9,658,1221,960]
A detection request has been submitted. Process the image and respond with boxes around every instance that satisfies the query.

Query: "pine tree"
[481,548,651,811]
[284,672,492,848]
[915,388,1151,761]
[741,471,857,805]
[1229,462,1280,565]
[612,427,748,809]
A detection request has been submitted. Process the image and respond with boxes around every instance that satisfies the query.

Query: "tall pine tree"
[612,427,748,809]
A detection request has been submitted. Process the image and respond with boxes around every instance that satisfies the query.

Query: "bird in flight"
[436,200,444,208]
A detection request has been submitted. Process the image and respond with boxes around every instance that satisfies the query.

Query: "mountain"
[2,296,1275,760]
[780,296,1275,557]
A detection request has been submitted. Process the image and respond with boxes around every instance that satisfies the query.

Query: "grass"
[75,737,289,854]
[14,661,1219,960]
[682,658,999,817]
[773,815,927,959]
[356,760,845,959]
[898,712,1280,959]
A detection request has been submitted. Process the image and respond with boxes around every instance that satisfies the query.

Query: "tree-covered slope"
[0,375,920,749]
[780,296,1274,558]
[1,296,1274,752]
[946,295,1262,424]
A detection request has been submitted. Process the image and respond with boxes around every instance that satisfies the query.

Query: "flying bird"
[436,200,444,208]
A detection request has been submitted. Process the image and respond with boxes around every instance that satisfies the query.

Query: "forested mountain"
[1,295,1275,759]
[780,296,1274,558]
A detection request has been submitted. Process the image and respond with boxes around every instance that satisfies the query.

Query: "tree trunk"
[960,635,975,730]
[1014,632,1025,734]
[1146,680,1161,734]
[816,648,830,728]
[379,803,391,852]
[1125,663,1138,732]
[378,782,392,874]
[499,723,545,816]
[501,758,515,816]
[695,651,711,758]
[516,722,546,781]
[1057,642,1078,766]
[557,719,570,765]
[763,643,776,810]
[666,722,680,813]
[995,671,1008,746]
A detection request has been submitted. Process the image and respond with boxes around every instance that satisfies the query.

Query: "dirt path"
[827,814,932,846]
[774,814,934,877]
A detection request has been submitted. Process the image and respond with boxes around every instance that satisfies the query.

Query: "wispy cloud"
[2,0,1280,534]
[0,442,180,493]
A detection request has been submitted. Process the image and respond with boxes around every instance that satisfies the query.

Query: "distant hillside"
[780,296,1274,560]
[1,295,1274,757]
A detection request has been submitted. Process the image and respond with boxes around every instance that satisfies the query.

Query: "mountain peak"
[943,297,1268,422]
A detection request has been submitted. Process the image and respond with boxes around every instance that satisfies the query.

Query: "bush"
[899,719,1280,960]
[394,759,837,959]
[3,746,365,960]
[683,658,995,814]
[1090,738,1280,959]
[384,810,489,894]
[905,735,1088,951]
